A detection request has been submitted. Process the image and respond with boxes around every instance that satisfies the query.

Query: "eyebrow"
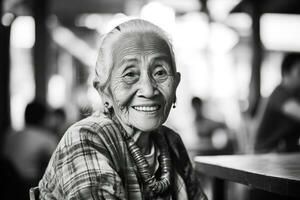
[119,57,139,67]
[119,54,172,67]
[151,55,171,62]
[147,54,172,67]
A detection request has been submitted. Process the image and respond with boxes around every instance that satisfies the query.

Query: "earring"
[172,102,176,108]
[104,102,111,117]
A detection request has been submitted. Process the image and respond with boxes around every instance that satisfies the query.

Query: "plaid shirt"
[39,113,207,200]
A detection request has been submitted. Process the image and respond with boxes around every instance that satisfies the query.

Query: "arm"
[176,136,208,200]
[255,89,300,153]
[57,128,125,200]
[164,127,208,200]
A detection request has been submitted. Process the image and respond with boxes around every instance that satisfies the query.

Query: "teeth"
[133,106,159,112]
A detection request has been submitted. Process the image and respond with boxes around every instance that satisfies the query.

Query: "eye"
[124,72,136,77]
[153,65,169,82]
[123,69,139,84]
[155,68,167,76]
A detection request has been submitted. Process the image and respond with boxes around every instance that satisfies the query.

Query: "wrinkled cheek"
[160,82,176,114]
[158,92,174,118]
[112,99,130,124]
[160,83,176,102]
[112,94,130,119]
[113,94,127,110]
[110,84,132,107]
[110,84,135,122]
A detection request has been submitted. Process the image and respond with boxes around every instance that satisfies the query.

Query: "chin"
[134,120,162,132]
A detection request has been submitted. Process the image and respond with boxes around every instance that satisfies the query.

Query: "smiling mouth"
[132,105,161,112]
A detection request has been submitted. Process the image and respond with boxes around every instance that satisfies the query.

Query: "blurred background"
[1,0,300,199]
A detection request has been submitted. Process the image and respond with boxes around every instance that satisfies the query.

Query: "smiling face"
[103,32,180,132]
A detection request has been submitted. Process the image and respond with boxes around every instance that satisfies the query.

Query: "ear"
[94,81,113,106]
[102,89,114,108]
[173,72,181,103]
[174,72,181,89]
[101,93,113,107]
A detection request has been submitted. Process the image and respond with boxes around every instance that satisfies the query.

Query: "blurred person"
[46,108,68,139]
[255,53,300,153]
[39,19,207,200]
[192,97,235,155]
[3,101,57,199]
[0,139,24,200]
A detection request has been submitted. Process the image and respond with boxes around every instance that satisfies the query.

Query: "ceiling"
[231,0,300,14]
[3,0,125,17]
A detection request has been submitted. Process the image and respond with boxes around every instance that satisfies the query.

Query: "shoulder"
[161,126,182,143]
[58,113,118,149]
[267,85,290,109]
[71,112,114,130]
[270,85,290,101]
[160,126,187,152]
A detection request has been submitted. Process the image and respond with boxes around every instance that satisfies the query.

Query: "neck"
[115,117,152,155]
[125,127,152,155]
[136,131,152,155]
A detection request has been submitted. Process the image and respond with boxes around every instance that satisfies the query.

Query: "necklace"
[122,129,172,196]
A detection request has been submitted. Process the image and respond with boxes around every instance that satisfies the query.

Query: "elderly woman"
[39,19,207,200]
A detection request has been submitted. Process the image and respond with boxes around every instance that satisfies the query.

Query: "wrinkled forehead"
[111,32,172,64]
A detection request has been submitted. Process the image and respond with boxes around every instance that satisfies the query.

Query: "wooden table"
[194,153,300,200]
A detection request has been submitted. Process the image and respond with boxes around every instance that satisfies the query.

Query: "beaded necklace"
[117,123,172,196]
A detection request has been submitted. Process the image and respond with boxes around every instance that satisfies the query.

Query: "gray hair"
[93,19,176,92]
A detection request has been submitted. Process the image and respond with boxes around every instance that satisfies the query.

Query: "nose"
[137,74,158,98]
